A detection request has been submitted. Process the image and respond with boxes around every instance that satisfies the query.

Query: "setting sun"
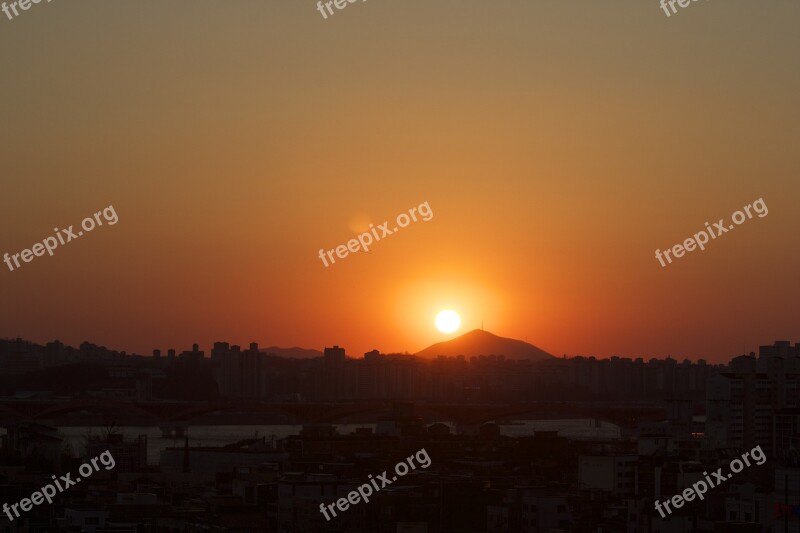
[435,310,461,334]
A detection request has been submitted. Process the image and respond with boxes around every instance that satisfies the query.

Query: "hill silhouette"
[415,329,553,361]
[260,346,322,359]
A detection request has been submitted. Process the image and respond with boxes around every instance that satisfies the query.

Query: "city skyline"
[2,330,796,364]
[0,1,798,530]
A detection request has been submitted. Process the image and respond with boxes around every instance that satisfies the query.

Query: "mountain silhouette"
[415,329,553,361]
[260,346,323,359]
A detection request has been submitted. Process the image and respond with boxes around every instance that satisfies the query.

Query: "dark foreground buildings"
[0,339,798,531]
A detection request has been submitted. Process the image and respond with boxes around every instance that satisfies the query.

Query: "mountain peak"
[415,329,553,361]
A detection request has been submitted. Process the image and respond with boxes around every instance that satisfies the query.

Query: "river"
[7,419,620,465]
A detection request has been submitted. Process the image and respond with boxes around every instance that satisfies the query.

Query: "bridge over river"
[0,398,666,436]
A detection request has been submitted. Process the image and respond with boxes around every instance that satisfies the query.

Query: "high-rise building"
[707,343,800,453]
[212,341,267,399]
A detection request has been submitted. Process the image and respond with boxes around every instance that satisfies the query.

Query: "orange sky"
[1,1,798,362]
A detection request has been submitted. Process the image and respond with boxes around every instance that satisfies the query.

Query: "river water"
[16,419,620,465]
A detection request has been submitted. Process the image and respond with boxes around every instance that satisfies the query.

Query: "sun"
[435,310,461,334]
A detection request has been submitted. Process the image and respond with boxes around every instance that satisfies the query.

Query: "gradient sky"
[1,1,798,363]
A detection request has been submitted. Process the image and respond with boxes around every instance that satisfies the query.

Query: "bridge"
[0,398,666,435]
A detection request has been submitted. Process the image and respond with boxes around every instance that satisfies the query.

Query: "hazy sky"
[1,1,798,362]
